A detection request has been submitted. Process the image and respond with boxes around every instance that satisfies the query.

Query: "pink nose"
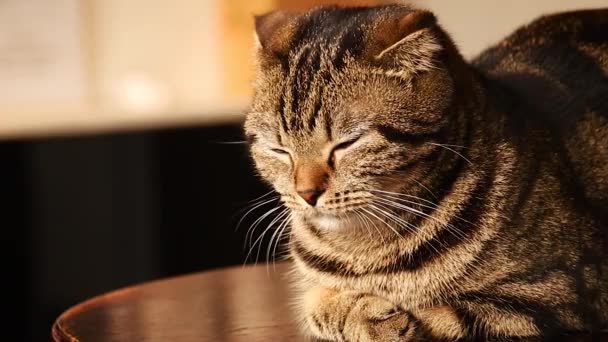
[297,188,325,206]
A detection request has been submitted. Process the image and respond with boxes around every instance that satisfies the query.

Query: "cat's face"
[245,5,459,231]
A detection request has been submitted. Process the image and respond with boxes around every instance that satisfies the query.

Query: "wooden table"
[52,262,306,342]
[52,262,607,342]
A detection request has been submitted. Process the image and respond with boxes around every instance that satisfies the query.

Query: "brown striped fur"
[245,4,608,341]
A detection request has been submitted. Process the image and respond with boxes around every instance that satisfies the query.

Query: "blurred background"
[2,0,606,340]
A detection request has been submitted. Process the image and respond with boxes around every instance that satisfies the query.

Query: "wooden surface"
[52,262,607,342]
[52,262,306,342]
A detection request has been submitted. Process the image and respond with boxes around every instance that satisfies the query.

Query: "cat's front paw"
[344,296,416,342]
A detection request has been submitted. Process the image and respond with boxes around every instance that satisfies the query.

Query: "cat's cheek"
[251,152,290,187]
[256,163,289,187]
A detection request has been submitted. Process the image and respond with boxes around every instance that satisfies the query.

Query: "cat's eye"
[332,136,361,152]
[270,147,290,155]
[328,136,361,168]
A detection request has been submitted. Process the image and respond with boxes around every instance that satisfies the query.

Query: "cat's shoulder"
[471,8,608,127]
[503,8,608,44]
[470,9,608,210]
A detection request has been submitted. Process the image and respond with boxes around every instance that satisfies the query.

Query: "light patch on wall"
[112,74,171,114]
[0,0,88,108]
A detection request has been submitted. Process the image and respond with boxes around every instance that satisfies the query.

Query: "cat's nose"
[295,160,329,206]
[297,188,326,206]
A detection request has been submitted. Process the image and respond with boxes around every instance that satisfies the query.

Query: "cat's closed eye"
[270,147,290,155]
[268,146,292,163]
[329,136,362,167]
[332,137,360,152]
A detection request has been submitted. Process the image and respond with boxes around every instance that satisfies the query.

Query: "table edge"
[51,262,293,341]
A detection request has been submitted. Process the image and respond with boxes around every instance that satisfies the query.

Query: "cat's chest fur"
[291,243,489,310]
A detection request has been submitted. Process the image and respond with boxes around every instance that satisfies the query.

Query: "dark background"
[3,121,276,341]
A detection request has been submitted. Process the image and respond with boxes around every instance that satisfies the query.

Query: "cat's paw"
[344,296,416,342]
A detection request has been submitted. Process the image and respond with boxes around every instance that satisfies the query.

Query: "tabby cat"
[244,4,608,341]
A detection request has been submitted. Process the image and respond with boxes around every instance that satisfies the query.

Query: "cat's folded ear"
[365,9,442,77]
[254,10,301,63]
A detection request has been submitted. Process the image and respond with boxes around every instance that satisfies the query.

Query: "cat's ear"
[366,9,442,77]
[254,10,301,61]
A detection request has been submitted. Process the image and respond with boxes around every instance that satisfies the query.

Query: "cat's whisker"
[352,209,374,241]
[372,191,474,227]
[373,196,455,231]
[368,203,444,267]
[247,207,289,266]
[429,142,473,165]
[373,196,469,242]
[258,207,290,258]
[436,143,469,149]
[234,192,277,220]
[373,191,503,247]
[376,194,469,240]
[265,215,284,268]
[410,179,439,200]
[366,205,409,241]
[236,196,280,233]
[247,190,278,204]
[375,170,437,200]
[359,207,393,244]
[210,140,248,145]
[356,207,387,245]
[370,189,476,232]
[267,210,292,268]
[369,203,417,233]
[245,205,284,252]
[271,213,293,272]
[370,189,440,208]
[371,202,446,255]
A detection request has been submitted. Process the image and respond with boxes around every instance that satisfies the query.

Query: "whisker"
[247,190,278,204]
[210,140,248,145]
[374,193,469,234]
[358,207,386,245]
[437,143,468,149]
[371,202,445,255]
[271,213,292,272]
[370,190,476,237]
[373,191,474,226]
[429,142,473,165]
[236,197,280,232]
[370,203,417,233]
[246,207,289,266]
[366,205,407,241]
[373,196,468,242]
[359,207,392,244]
[245,205,284,251]
[257,207,290,258]
[267,210,290,265]
[352,209,373,241]
[412,179,438,200]
[370,189,439,208]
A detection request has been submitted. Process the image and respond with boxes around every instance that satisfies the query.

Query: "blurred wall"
[93,0,223,113]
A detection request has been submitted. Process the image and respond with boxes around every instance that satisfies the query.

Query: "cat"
[244,4,608,341]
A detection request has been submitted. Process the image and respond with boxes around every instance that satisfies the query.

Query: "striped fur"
[245,4,608,341]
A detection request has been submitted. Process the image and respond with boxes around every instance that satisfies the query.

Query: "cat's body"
[245,5,608,341]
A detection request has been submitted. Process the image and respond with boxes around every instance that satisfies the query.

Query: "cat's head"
[245,4,473,231]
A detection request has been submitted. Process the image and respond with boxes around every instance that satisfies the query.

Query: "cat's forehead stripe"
[279,14,364,136]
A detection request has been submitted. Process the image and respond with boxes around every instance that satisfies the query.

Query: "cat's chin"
[309,212,359,231]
